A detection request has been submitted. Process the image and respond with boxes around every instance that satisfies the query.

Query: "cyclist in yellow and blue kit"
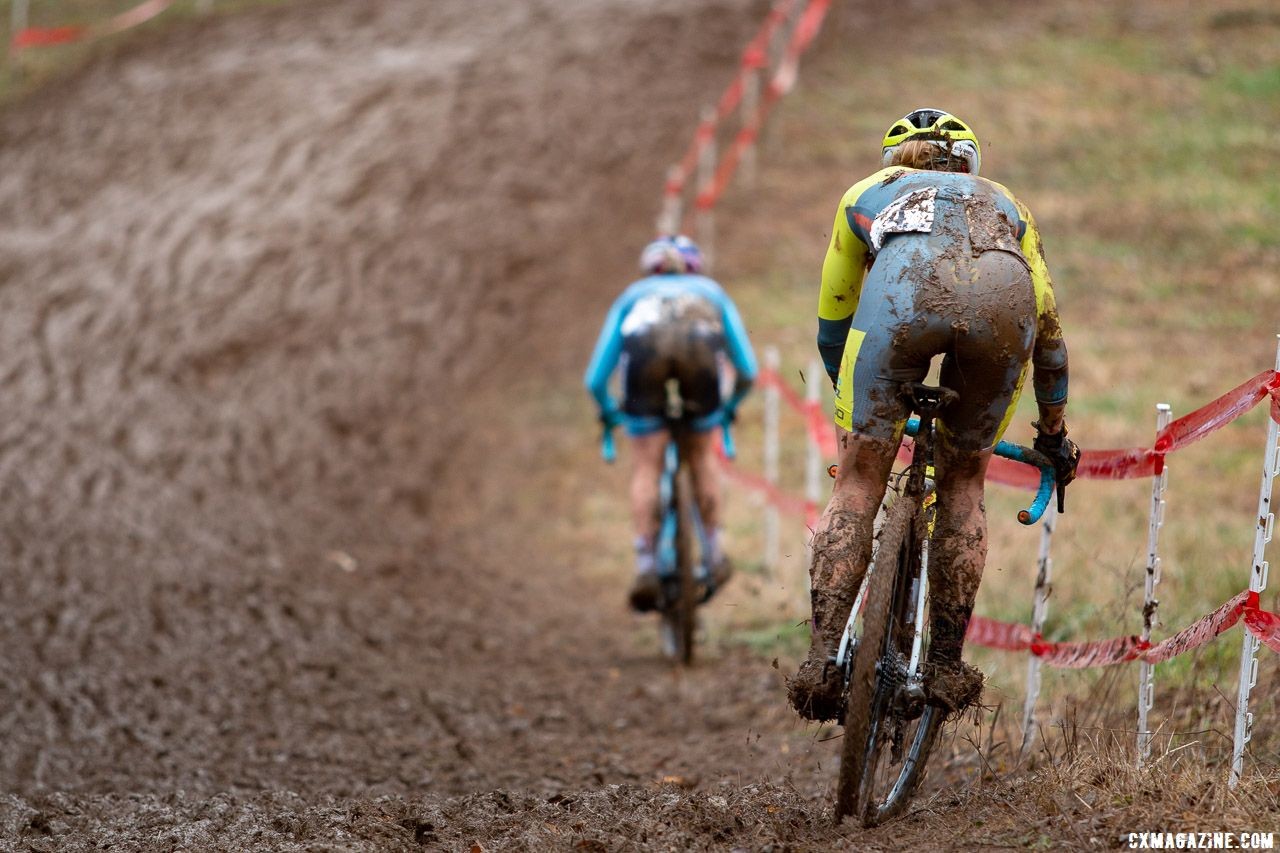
[788,109,1080,720]
[586,236,757,612]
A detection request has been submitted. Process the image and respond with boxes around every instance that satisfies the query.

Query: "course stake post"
[804,358,823,571]
[657,165,683,237]
[1231,334,1280,787]
[1020,502,1056,758]
[1138,403,1172,765]
[763,346,780,574]
[9,0,30,63]
[695,106,717,272]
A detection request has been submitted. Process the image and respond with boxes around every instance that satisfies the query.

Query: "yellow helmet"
[880,108,981,175]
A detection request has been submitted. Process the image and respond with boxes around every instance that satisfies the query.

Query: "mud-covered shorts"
[834,191,1037,452]
[621,294,725,436]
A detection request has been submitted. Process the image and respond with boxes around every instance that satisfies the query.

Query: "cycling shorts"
[834,198,1037,452]
[620,295,725,436]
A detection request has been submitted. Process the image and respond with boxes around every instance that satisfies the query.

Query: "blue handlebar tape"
[994,439,1054,525]
[899,426,1053,525]
[601,430,617,463]
[721,423,737,460]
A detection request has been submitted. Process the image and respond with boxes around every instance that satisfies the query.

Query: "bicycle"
[830,382,1057,826]
[602,391,736,666]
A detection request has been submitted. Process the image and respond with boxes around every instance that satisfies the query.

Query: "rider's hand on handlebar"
[599,406,625,430]
[1033,421,1080,511]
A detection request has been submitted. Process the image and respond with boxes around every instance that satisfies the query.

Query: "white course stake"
[763,346,781,574]
[1020,502,1056,758]
[1231,334,1280,787]
[740,65,761,188]
[657,165,683,237]
[804,358,823,571]
[695,106,717,272]
[1138,403,1173,765]
[9,0,30,63]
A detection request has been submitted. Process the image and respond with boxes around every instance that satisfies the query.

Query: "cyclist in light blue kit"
[586,236,758,611]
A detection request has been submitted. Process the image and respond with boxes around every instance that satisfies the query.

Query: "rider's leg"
[673,324,729,583]
[923,247,1036,710]
[684,428,720,530]
[788,241,929,721]
[629,430,668,547]
[683,428,733,586]
[923,442,993,711]
[626,428,668,611]
[787,430,902,720]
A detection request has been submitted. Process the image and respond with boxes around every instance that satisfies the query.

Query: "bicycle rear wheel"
[659,466,698,665]
[860,496,943,826]
[834,494,944,825]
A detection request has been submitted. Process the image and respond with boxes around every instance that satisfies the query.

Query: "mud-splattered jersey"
[585,274,758,415]
[816,167,1067,405]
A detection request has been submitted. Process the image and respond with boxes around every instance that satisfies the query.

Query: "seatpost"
[901,383,954,498]
[906,410,931,499]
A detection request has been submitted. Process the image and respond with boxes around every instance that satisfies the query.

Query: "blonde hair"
[889,139,967,172]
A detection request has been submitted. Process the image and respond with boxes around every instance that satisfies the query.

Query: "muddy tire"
[833,495,911,823]
[663,466,699,666]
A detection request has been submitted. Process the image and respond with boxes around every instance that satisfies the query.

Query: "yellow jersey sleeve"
[817,170,896,322]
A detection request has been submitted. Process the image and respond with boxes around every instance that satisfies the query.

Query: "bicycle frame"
[835,415,1055,679]
[656,438,704,583]
[600,418,736,662]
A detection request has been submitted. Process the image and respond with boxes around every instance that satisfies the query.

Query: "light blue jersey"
[585,274,757,431]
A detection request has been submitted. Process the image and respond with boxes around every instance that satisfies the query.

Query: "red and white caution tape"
[758,366,1280,492]
[664,0,804,206]
[715,444,818,527]
[966,590,1278,668]
[757,368,838,457]
[664,0,831,227]
[11,0,175,51]
[1078,369,1280,482]
[690,0,831,219]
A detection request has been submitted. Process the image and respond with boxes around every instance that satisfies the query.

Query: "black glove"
[1033,422,1080,512]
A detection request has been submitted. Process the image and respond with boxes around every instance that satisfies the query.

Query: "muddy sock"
[809,587,855,658]
[634,535,656,575]
[927,616,967,666]
[704,527,722,565]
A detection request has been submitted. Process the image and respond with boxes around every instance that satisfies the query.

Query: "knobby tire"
[671,466,698,666]
[836,492,946,826]
[833,495,911,822]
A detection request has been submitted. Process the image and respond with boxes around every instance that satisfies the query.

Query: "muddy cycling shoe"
[787,649,845,722]
[923,660,985,715]
[704,555,734,598]
[628,571,661,613]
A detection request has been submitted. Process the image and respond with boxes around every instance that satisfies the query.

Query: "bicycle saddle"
[898,382,958,416]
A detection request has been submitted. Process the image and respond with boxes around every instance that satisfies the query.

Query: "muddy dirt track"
[0,0,910,848]
[11,0,1225,848]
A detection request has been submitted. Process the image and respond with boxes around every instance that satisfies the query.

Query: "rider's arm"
[718,292,758,411]
[583,286,637,416]
[1018,204,1069,434]
[817,182,873,385]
